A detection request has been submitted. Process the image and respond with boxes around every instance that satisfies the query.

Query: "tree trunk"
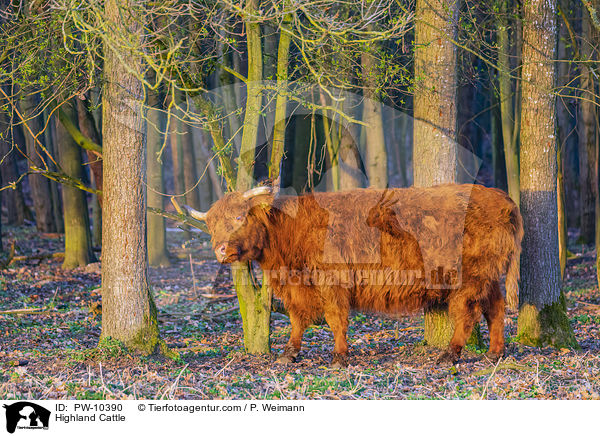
[169,117,184,197]
[269,12,292,183]
[191,126,215,209]
[196,129,224,200]
[101,0,164,355]
[44,109,64,233]
[19,94,56,232]
[76,99,103,203]
[517,0,577,348]
[556,1,575,277]
[557,142,568,279]
[413,0,459,348]
[578,9,597,244]
[0,111,29,225]
[181,120,201,210]
[361,37,388,189]
[147,87,171,267]
[496,0,520,204]
[491,91,508,191]
[233,0,271,355]
[56,102,96,269]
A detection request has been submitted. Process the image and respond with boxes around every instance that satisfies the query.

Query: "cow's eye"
[235,215,243,221]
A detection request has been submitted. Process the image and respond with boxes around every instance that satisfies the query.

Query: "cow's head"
[185,186,273,263]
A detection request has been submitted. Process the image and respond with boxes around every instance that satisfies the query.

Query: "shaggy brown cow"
[185,184,523,367]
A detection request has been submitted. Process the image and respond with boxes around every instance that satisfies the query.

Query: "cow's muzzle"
[215,242,238,263]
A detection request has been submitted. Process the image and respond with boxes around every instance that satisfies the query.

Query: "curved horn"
[242,186,273,199]
[184,205,207,221]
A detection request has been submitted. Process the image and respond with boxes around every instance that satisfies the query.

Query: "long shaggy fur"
[202,184,523,364]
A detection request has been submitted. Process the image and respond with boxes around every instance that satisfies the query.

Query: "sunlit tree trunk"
[56,102,96,269]
[101,0,164,355]
[413,0,459,348]
[147,87,171,267]
[362,35,388,189]
[233,0,271,354]
[269,11,292,183]
[517,0,576,348]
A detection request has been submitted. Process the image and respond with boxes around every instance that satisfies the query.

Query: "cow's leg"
[438,292,481,364]
[323,305,349,368]
[277,310,310,364]
[483,280,505,361]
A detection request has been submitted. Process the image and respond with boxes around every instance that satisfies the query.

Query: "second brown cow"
[185,183,523,367]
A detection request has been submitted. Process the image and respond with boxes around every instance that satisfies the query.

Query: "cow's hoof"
[485,351,504,362]
[436,350,459,364]
[276,349,298,364]
[330,353,348,368]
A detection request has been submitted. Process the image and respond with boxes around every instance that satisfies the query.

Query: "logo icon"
[3,402,50,434]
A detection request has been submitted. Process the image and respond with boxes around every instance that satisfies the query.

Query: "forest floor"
[0,225,599,400]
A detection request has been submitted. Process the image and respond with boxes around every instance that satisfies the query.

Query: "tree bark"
[517,0,577,348]
[181,120,201,210]
[496,0,520,203]
[56,101,96,269]
[269,12,292,183]
[413,0,459,348]
[147,87,171,267]
[362,36,388,189]
[19,94,56,232]
[44,109,64,233]
[577,8,598,244]
[76,99,103,204]
[0,111,29,225]
[233,0,271,355]
[101,0,164,355]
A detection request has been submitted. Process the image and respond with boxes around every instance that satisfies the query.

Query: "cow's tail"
[505,202,523,311]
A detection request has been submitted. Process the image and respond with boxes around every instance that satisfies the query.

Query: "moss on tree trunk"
[232,264,272,354]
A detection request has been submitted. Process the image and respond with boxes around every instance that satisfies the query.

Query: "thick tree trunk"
[517,0,576,348]
[56,102,96,269]
[413,0,459,348]
[147,88,171,267]
[361,37,388,189]
[19,94,56,232]
[101,0,163,355]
